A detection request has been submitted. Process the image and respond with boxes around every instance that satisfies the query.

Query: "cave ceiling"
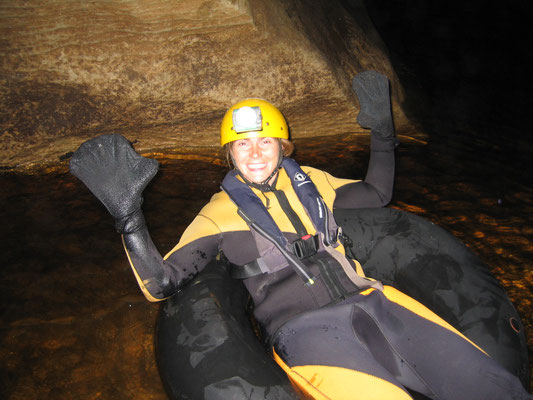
[0,0,421,173]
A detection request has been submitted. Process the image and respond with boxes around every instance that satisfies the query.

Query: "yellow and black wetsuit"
[123,150,393,305]
[166,164,374,337]
[123,168,529,400]
[120,153,530,400]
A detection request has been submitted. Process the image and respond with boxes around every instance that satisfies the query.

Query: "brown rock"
[0,0,418,172]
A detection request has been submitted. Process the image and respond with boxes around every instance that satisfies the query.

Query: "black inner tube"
[155,207,530,399]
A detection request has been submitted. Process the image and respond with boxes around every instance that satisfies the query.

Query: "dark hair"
[224,138,294,168]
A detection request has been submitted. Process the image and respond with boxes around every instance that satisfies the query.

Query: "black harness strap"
[229,233,320,279]
[235,208,316,286]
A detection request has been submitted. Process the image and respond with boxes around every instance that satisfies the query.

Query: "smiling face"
[230,136,281,184]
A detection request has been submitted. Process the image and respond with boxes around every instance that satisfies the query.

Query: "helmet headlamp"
[232,106,262,133]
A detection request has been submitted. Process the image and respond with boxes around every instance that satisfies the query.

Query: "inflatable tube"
[155,262,298,400]
[155,208,530,399]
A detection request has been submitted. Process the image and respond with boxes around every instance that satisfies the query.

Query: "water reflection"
[1,132,531,398]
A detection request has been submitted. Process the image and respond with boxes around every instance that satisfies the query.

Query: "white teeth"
[248,163,266,170]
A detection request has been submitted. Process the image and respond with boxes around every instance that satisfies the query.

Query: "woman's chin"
[243,170,273,184]
[247,175,268,184]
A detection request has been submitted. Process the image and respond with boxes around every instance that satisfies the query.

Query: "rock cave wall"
[0,0,415,172]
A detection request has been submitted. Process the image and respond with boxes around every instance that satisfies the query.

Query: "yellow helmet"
[220,99,289,146]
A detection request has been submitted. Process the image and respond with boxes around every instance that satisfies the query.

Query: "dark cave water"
[0,130,532,399]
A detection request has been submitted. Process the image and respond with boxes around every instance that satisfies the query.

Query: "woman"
[70,71,530,400]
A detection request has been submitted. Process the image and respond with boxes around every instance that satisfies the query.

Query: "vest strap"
[237,208,316,285]
[230,234,321,280]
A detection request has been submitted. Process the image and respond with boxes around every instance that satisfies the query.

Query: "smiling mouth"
[247,163,267,171]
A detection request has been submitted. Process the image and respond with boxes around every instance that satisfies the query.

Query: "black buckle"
[291,234,319,259]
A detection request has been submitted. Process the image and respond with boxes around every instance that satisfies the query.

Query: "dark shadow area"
[356,0,533,184]
[360,0,532,129]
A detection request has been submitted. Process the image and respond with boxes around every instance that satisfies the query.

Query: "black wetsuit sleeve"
[333,134,396,209]
[122,225,221,301]
[334,70,397,209]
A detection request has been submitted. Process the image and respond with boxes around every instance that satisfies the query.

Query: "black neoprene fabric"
[352,70,395,143]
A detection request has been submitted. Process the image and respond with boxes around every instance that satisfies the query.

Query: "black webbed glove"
[69,134,159,233]
[352,71,397,151]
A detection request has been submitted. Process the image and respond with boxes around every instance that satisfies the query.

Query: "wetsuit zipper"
[271,188,349,301]
[317,258,348,301]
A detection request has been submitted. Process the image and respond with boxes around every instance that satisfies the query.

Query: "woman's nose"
[250,143,261,158]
